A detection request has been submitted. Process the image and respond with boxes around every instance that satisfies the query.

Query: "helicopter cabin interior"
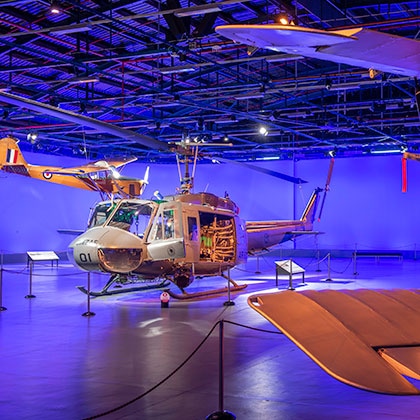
[148,201,237,264]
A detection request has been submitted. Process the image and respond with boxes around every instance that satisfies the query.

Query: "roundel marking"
[43,171,53,180]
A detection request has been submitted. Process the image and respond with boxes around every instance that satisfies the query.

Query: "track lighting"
[50,1,60,14]
[259,126,268,136]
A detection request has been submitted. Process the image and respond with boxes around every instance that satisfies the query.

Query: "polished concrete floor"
[1,253,420,419]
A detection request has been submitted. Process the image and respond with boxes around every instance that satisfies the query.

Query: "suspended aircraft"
[0,136,149,199]
[215,24,420,78]
[68,141,332,298]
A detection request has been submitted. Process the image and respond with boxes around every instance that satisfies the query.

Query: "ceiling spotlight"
[278,13,290,25]
[259,126,268,136]
[223,134,229,142]
[50,1,60,14]
[277,12,295,25]
[27,132,38,143]
[325,77,332,90]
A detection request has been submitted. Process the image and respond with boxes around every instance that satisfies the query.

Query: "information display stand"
[275,260,305,290]
[26,251,59,299]
[27,251,59,268]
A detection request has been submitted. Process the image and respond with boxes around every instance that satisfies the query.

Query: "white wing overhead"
[216,24,420,77]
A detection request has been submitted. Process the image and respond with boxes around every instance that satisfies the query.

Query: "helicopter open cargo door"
[199,212,236,263]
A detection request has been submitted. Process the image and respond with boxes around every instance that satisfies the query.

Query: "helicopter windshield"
[88,200,156,237]
[88,202,114,228]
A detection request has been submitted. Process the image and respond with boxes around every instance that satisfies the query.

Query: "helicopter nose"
[68,227,144,274]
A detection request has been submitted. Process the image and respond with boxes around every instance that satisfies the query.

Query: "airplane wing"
[44,157,138,176]
[248,289,420,395]
[215,24,420,77]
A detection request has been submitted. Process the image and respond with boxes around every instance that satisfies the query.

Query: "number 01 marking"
[79,252,92,263]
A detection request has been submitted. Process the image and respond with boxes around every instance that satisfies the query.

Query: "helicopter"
[0,136,149,199]
[68,141,332,299]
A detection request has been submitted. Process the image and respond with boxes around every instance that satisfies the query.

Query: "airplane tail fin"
[0,137,27,169]
[300,187,323,227]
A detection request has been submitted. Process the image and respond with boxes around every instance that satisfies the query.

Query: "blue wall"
[1,151,419,254]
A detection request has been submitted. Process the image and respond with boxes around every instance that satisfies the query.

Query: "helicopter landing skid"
[77,280,171,297]
[166,282,247,300]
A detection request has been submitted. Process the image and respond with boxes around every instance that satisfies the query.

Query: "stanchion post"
[353,243,358,276]
[82,272,96,317]
[0,253,6,311]
[223,268,235,307]
[25,260,36,299]
[316,249,321,272]
[325,253,333,282]
[288,259,294,290]
[255,255,261,274]
[206,321,236,420]
[315,235,321,272]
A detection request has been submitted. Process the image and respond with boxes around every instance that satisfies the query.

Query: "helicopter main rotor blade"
[215,157,307,184]
[0,91,168,151]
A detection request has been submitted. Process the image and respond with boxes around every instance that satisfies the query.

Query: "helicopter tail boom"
[246,188,323,253]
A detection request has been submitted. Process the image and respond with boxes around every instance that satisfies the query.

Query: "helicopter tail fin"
[0,137,29,174]
[300,187,323,227]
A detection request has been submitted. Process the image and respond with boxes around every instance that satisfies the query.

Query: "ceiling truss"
[0,0,418,162]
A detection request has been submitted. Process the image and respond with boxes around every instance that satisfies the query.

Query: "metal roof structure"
[0,0,419,162]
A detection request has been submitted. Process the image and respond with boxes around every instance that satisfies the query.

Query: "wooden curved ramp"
[248,289,420,395]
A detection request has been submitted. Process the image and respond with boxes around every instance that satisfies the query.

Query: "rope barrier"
[2,268,88,277]
[83,319,283,419]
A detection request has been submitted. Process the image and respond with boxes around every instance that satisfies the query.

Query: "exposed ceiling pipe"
[0,91,168,151]
[332,16,420,31]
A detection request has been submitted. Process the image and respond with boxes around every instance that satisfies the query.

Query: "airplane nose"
[68,227,144,274]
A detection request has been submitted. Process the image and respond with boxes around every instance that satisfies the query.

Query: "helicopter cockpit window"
[88,201,155,237]
[108,202,155,236]
[148,209,176,241]
[88,202,115,228]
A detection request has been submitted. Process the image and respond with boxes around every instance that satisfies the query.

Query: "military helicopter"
[68,140,331,298]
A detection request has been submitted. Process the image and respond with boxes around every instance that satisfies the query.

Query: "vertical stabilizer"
[0,137,27,168]
[300,187,322,226]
